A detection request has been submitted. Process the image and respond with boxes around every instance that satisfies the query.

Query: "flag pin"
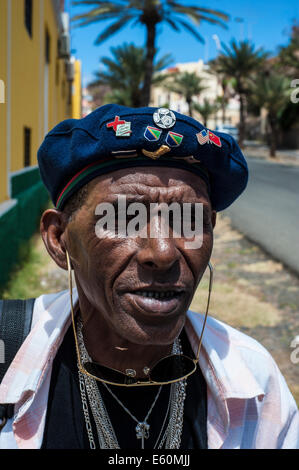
[166,131,183,147]
[196,129,222,147]
[144,126,162,142]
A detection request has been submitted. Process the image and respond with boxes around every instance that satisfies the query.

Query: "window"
[0,80,4,103]
[24,0,33,38]
[24,127,31,167]
[45,29,50,64]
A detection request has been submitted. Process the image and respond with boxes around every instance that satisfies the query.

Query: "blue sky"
[65,0,299,86]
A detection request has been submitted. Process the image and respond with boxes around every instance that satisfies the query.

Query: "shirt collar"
[0,289,77,405]
[186,310,265,399]
[185,310,265,447]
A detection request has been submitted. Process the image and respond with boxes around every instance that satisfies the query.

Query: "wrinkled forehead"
[86,166,211,204]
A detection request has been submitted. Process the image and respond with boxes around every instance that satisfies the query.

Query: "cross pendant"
[135,422,150,449]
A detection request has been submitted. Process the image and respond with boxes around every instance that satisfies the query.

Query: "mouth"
[124,287,187,315]
[133,290,184,300]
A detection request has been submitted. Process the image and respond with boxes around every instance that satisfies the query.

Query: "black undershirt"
[41,325,207,449]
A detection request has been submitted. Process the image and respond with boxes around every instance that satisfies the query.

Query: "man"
[0,105,298,449]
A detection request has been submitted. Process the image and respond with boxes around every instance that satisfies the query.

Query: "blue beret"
[37,104,248,211]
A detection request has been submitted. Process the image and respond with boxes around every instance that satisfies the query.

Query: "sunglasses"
[66,251,213,387]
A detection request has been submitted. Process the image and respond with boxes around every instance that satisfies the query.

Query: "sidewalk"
[244,141,299,165]
[191,215,299,406]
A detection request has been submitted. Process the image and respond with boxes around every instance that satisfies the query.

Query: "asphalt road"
[224,157,299,275]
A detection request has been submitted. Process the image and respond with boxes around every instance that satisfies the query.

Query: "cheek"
[76,235,138,293]
[178,230,213,277]
[66,220,95,269]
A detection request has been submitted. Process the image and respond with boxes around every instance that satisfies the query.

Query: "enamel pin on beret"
[37,104,248,212]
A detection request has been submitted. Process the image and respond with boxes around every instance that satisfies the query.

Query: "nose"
[136,236,180,271]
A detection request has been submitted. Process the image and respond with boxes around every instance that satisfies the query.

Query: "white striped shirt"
[0,290,298,449]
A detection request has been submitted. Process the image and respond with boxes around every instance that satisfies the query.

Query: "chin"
[116,309,186,347]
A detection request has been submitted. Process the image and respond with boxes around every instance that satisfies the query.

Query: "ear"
[40,209,68,270]
[211,210,217,229]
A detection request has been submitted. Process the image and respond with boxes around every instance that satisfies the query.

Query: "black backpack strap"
[0,298,35,428]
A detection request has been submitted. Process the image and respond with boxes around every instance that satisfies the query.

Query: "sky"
[64,0,299,87]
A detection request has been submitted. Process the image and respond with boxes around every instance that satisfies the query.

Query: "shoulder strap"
[0,298,35,424]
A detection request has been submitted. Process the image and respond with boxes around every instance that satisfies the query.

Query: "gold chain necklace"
[77,320,187,449]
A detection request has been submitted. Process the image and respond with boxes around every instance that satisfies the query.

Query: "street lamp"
[212,34,221,51]
[234,17,245,41]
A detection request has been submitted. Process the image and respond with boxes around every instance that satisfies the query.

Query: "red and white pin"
[106,116,132,137]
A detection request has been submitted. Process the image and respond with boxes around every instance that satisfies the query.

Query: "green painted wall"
[0,169,49,289]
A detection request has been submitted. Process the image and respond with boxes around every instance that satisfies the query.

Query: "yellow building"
[0,0,82,288]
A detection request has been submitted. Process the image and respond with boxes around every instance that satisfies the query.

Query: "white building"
[81,87,93,117]
[150,59,239,129]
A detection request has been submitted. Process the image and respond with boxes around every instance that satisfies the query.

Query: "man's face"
[64,167,215,347]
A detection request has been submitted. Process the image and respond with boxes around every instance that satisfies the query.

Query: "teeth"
[134,290,180,300]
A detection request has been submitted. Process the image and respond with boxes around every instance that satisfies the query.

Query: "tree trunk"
[268,116,277,158]
[187,99,193,118]
[131,86,141,107]
[221,82,227,124]
[238,93,246,148]
[222,101,226,124]
[141,22,156,107]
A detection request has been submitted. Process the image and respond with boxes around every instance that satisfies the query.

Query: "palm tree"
[277,23,299,76]
[165,72,207,117]
[249,73,291,157]
[209,58,232,124]
[72,1,229,106]
[103,88,132,106]
[193,98,219,127]
[88,43,172,107]
[215,40,268,146]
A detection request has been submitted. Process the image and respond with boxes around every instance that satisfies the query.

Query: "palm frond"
[154,52,173,71]
[72,9,124,26]
[170,7,227,29]
[192,99,219,121]
[72,0,127,8]
[103,88,132,106]
[166,1,229,21]
[165,71,207,98]
[189,13,228,29]
[176,18,204,43]
[192,6,229,22]
[165,17,181,32]
[94,15,134,44]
